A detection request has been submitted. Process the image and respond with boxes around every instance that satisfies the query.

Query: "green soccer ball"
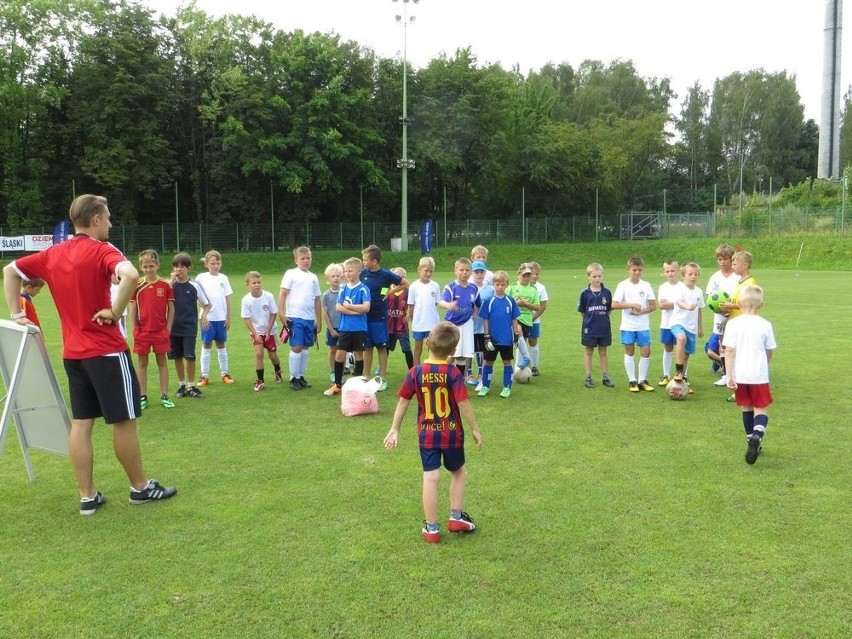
[707,290,731,314]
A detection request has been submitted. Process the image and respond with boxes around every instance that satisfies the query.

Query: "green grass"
[1,240,851,638]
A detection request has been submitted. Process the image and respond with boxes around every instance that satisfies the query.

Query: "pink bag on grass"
[341,376,383,416]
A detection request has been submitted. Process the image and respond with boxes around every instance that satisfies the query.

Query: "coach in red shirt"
[3,194,177,515]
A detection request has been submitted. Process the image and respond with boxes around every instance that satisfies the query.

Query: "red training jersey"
[131,278,174,337]
[20,293,41,328]
[11,235,131,359]
[398,360,469,450]
[387,289,409,335]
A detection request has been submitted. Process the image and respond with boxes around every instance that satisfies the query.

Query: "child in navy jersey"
[578,263,614,388]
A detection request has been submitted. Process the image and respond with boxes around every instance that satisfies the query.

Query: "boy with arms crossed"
[506,263,538,369]
[196,249,235,385]
[279,246,323,391]
[439,257,479,381]
[241,271,284,391]
[384,321,483,543]
[612,256,657,392]
[407,256,441,366]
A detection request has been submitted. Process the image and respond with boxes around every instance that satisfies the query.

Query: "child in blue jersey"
[469,260,494,389]
[325,257,371,396]
[439,257,479,382]
[477,270,522,398]
[578,263,614,388]
[384,321,483,543]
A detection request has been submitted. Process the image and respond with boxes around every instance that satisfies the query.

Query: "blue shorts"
[420,447,465,472]
[670,325,696,354]
[620,330,651,347]
[705,333,721,356]
[325,328,339,347]
[201,320,228,345]
[288,318,316,348]
[530,323,542,339]
[364,320,389,349]
[412,330,430,342]
[659,328,676,346]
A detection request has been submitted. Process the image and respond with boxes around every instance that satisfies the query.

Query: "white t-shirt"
[407,279,441,332]
[241,290,278,334]
[722,314,776,384]
[280,268,321,320]
[613,278,656,331]
[657,280,680,330]
[196,272,233,321]
[706,270,740,335]
[669,283,705,335]
[533,281,548,325]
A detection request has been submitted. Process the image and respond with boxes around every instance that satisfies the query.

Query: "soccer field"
[0,266,849,638]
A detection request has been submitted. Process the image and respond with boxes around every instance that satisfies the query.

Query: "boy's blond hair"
[470,245,489,259]
[733,250,753,267]
[714,244,735,259]
[324,263,343,279]
[680,262,700,276]
[245,270,262,283]
[418,256,435,271]
[293,246,311,259]
[427,321,460,358]
[203,249,221,262]
[529,261,541,273]
[343,257,362,270]
[663,259,679,269]
[491,270,509,284]
[139,249,159,264]
[391,266,407,278]
[739,284,764,310]
[454,257,472,269]
[586,263,603,275]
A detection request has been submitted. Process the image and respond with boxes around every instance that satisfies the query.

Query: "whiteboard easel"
[0,320,71,481]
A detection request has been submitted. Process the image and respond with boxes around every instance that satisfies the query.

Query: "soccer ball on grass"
[706,290,731,314]
[666,378,689,400]
[513,366,533,384]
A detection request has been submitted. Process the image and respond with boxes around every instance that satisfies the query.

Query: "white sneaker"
[714,375,728,387]
[474,382,484,392]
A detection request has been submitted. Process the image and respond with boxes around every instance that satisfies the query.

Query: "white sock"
[639,356,651,382]
[300,350,310,377]
[530,345,540,367]
[217,348,229,375]
[200,349,211,377]
[516,336,530,359]
[662,350,672,377]
[623,354,636,381]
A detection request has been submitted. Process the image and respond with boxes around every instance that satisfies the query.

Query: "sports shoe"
[745,434,762,465]
[422,522,440,543]
[658,376,670,387]
[197,376,210,387]
[478,386,490,397]
[140,395,149,410]
[275,370,284,384]
[499,387,512,398]
[323,384,341,396]
[684,378,694,394]
[448,511,476,533]
[377,380,389,392]
[530,366,540,377]
[175,385,187,398]
[289,378,302,391]
[297,377,311,389]
[466,374,479,386]
[474,381,484,392]
[585,377,594,388]
[727,394,736,402]
[602,377,615,388]
[129,479,177,505]
[628,381,639,392]
[673,372,684,382]
[160,395,176,409]
[253,380,265,392]
[638,380,655,392]
[185,386,204,399]
[714,375,728,387]
[79,491,106,516]
[221,373,235,384]
[517,357,531,369]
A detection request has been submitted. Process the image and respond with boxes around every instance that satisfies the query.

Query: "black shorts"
[168,334,198,360]
[337,331,367,352]
[519,323,532,339]
[484,344,514,362]
[473,333,485,352]
[582,334,612,348]
[64,351,141,423]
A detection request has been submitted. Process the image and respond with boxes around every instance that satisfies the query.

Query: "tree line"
[2,0,845,231]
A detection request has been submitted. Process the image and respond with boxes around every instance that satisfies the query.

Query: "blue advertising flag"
[420,220,434,255]
[52,220,72,245]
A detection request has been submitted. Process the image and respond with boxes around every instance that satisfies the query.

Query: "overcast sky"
[144,0,847,122]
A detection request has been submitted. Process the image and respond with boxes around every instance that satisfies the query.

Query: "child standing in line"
[279,246,323,391]
[128,249,175,409]
[506,263,539,369]
[387,266,414,372]
[723,284,776,465]
[196,249,235,385]
[241,271,284,392]
[719,250,757,402]
[477,270,521,398]
[470,244,494,286]
[325,257,371,396]
[407,256,441,366]
[528,262,548,377]
[169,252,210,399]
[670,262,704,392]
[321,263,344,383]
[470,260,494,391]
[578,263,614,388]
[611,256,657,392]
[656,260,680,386]
[439,257,479,381]
[705,244,739,387]
[20,278,45,328]
[384,320,483,543]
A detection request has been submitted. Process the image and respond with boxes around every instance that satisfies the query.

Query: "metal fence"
[2,208,848,257]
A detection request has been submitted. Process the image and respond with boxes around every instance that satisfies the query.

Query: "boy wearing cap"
[470,260,494,389]
[506,263,540,369]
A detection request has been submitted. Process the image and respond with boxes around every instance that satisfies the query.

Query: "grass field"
[1,241,850,638]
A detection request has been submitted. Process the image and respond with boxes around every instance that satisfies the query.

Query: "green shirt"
[507,282,540,327]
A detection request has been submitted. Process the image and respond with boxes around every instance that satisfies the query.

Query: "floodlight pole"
[394,0,418,252]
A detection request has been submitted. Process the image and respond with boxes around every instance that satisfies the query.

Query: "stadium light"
[393,0,418,252]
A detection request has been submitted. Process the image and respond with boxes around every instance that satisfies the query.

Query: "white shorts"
[452,320,475,359]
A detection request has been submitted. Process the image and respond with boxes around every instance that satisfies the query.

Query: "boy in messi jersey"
[384,321,483,543]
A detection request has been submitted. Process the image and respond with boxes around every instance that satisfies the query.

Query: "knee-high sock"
[530,344,540,367]
[753,413,769,437]
[516,336,530,359]
[503,364,513,388]
[201,348,211,377]
[482,364,493,388]
[289,351,300,379]
[742,410,755,436]
[638,356,651,382]
[662,350,672,377]
[624,354,636,381]
[300,350,310,377]
[217,348,229,375]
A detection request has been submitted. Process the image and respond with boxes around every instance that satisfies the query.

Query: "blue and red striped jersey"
[398,361,469,450]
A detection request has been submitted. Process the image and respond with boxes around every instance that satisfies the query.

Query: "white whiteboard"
[0,320,71,481]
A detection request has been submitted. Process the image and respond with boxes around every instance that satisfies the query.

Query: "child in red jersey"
[20,278,45,328]
[383,321,483,543]
[128,249,175,409]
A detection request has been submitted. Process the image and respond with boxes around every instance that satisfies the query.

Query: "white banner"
[0,235,53,252]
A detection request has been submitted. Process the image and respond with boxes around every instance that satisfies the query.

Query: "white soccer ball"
[666,378,689,400]
[513,366,533,384]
